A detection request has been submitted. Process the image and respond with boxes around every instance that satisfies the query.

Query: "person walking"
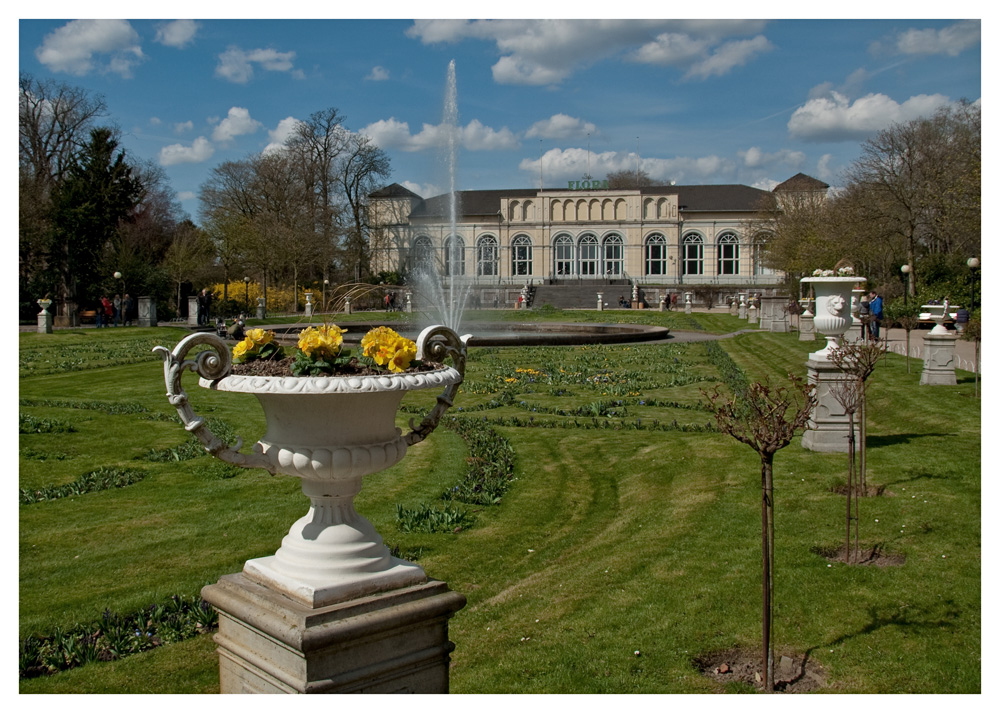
[868,290,883,340]
[122,294,133,326]
[113,294,122,327]
[858,295,870,341]
[100,295,113,328]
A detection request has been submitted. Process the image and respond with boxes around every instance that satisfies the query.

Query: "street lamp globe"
[114,271,122,279]
[900,264,911,274]
[967,257,980,269]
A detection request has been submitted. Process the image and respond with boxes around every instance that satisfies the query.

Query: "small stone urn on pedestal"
[597,292,604,311]
[920,299,958,385]
[684,292,692,314]
[799,300,816,342]
[405,292,413,313]
[154,327,469,693]
[659,295,666,312]
[37,299,53,334]
[304,292,313,317]
[256,297,266,319]
[748,302,757,324]
[800,276,862,452]
[738,294,747,320]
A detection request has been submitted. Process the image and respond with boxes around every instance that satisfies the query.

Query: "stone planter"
[800,277,858,359]
[800,276,863,453]
[155,326,470,693]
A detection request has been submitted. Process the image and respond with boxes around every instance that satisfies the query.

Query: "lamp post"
[967,257,980,311]
[243,276,250,316]
[901,264,911,307]
[323,278,329,313]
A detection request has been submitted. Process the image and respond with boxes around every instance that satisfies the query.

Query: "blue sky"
[18,14,982,223]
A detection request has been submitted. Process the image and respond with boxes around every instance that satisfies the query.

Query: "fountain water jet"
[412,60,472,332]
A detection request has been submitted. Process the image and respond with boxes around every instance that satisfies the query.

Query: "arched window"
[412,236,435,273]
[645,233,667,276]
[682,233,703,276]
[717,232,739,275]
[511,234,532,276]
[476,235,498,276]
[578,234,598,276]
[553,234,574,276]
[603,233,623,277]
[444,235,465,276]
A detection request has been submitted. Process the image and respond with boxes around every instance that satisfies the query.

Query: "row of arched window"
[409,231,742,277]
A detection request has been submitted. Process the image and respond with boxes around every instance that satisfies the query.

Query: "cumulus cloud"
[525,114,597,140]
[788,91,953,142]
[366,66,390,81]
[159,136,214,166]
[215,46,298,83]
[155,20,199,48]
[738,146,805,170]
[173,120,193,133]
[361,117,518,152]
[262,116,304,154]
[520,147,736,185]
[880,20,980,57]
[401,180,442,198]
[35,19,144,77]
[407,19,770,86]
[177,191,196,202]
[211,107,263,143]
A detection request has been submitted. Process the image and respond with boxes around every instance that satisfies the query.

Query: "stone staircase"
[531,282,662,309]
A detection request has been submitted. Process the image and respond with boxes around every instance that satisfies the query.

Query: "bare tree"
[830,339,886,495]
[606,168,655,189]
[830,376,863,564]
[704,376,816,692]
[336,131,391,281]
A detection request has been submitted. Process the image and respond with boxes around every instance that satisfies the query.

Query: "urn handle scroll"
[153,333,277,474]
[404,325,469,446]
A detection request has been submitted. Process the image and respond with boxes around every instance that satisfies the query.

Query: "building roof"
[368,182,422,199]
[403,183,772,219]
[773,173,829,193]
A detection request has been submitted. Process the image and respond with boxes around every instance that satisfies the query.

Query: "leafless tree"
[830,339,886,495]
[704,376,816,692]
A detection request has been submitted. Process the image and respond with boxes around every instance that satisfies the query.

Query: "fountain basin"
[271,322,669,347]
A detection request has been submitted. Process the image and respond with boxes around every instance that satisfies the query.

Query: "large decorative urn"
[155,325,469,693]
[800,277,858,359]
[799,276,864,453]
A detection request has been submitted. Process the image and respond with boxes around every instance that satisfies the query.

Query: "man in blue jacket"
[868,290,883,340]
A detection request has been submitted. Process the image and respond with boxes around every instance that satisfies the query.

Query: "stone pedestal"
[304,293,313,318]
[405,292,413,313]
[597,293,604,311]
[738,297,747,320]
[920,329,958,385]
[188,296,200,325]
[202,573,466,694]
[799,311,815,341]
[729,300,738,316]
[801,357,859,453]
[684,293,692,315]
[748,304,757,324]
[138,296,157,327]
[37,299,53,334]
[256,297,266,320]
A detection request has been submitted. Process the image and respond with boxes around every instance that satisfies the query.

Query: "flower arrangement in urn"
[231,324,424,377]
[812,266,855,277]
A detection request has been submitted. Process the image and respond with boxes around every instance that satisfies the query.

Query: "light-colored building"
[368,174,827,307]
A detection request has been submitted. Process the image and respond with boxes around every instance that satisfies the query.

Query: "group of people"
[96,294,132,327]
[859,290,884,340]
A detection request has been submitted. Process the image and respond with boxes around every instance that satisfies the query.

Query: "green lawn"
[18,315,980,693]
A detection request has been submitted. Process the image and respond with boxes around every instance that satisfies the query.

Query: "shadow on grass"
[868,433,955,448]
[885,469,952,486]
[792,600,964,688]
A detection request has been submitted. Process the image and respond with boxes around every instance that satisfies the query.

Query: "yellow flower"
[232,337,253,360]
[388,338,417,373]
[297,324,344,360]
[246,328,275,346]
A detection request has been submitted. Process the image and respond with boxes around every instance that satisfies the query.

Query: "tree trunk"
[761,454,775,692]
[859,392,867,495]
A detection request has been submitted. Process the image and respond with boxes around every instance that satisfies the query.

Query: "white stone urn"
[801,277,861,358]
[154,325,467,608]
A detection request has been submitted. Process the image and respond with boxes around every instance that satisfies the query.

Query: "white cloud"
[525,114,597,140]
[401,180,442,198]
[788,91,953,142]
[684,35,774,80]
[215,46,297,83]
[155,20,199,48]
[35,19,144,77]
[361,117,518,152]
[885,20,980,57]
[159,136,214,166]
[173,120,193,134]
[520,147,735,185]
[211,107,262,143]
[407,19,770,86]
[816,154,836,181]
[738,146,805,170]
[366,66,390,81]
[262,116,304,154]
[177,191,196,201]
[149,117,162,126]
